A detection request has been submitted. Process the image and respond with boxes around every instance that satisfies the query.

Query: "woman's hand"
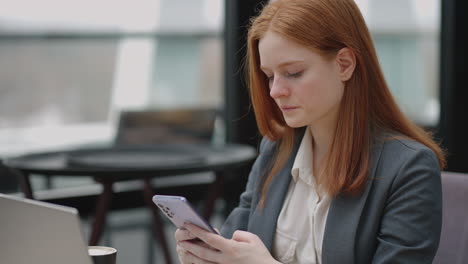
[175,226,213,264]
[176,224,281,264]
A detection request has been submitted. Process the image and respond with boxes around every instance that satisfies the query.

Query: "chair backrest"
[433,171,468,264]
[114,108,218,145]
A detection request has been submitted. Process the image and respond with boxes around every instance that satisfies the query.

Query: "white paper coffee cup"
[88,246,117,264]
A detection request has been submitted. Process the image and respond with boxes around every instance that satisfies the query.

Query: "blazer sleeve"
[220,137,273,239]
[372,146,442,263]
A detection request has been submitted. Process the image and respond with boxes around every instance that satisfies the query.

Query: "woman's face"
[258,31,345,129]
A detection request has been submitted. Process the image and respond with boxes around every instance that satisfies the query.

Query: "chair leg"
[89,180,114,245]
[202,172,224,220]
[147,222,155,264]
[143,178,173,264]
[13,169,34,199]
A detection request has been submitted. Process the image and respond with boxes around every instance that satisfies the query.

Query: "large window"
[355,0,441,127]
[0,0,224,156]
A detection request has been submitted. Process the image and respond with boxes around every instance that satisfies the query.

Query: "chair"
[115,108,217,145]
[433,171,468,264]
[110,107,223,264]
[113,107,222,218]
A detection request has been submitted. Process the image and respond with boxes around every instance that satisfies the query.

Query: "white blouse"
[272,128,332,264]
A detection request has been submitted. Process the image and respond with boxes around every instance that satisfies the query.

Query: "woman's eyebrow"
[260,60,305,71]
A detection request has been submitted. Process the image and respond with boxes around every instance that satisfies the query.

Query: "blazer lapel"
[248,129,305,251]
[321,139,385,264]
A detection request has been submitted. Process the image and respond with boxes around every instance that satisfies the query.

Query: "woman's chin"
[284,120,307,128]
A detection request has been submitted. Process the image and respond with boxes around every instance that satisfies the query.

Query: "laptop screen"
[0,194,93,264]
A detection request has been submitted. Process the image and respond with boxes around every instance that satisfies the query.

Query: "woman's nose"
[269,77,289,98]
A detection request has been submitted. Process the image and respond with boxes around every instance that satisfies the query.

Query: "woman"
[175,0,445,263]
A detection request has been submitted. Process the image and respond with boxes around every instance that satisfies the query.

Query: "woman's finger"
[232,230,258,242]
[179,248,217,264]
[176,245,190,264]
[184,224,230,251]
[179,240,222,263]
[175,227,197,241]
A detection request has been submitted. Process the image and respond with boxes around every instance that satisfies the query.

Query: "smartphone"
[152,195,218,234]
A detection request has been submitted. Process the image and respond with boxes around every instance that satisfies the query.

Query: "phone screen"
[152,195,217,234]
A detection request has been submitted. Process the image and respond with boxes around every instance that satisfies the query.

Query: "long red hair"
[247,0,446,204]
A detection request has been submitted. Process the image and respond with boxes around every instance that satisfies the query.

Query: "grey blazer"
[221,130,442,264]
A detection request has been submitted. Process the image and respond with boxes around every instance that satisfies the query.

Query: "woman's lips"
[281,106,298,112]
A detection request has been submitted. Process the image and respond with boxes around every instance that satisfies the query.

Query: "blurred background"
[0,0,466,263]
[0,0,224,155]
[0,0,443,155]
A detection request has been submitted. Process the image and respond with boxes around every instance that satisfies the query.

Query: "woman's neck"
[308,120,336,173]
[309,125,334,157]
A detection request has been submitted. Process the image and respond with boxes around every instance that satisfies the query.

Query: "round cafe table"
[5,143,257,264]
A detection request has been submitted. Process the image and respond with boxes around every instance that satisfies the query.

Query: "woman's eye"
[287,71,303,78]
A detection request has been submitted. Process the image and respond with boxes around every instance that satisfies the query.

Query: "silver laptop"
[0,193,93,264]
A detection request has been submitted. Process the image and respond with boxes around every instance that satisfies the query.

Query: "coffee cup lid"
[88,246,117,256]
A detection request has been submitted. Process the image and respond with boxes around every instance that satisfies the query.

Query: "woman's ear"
[335,48,356,82]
